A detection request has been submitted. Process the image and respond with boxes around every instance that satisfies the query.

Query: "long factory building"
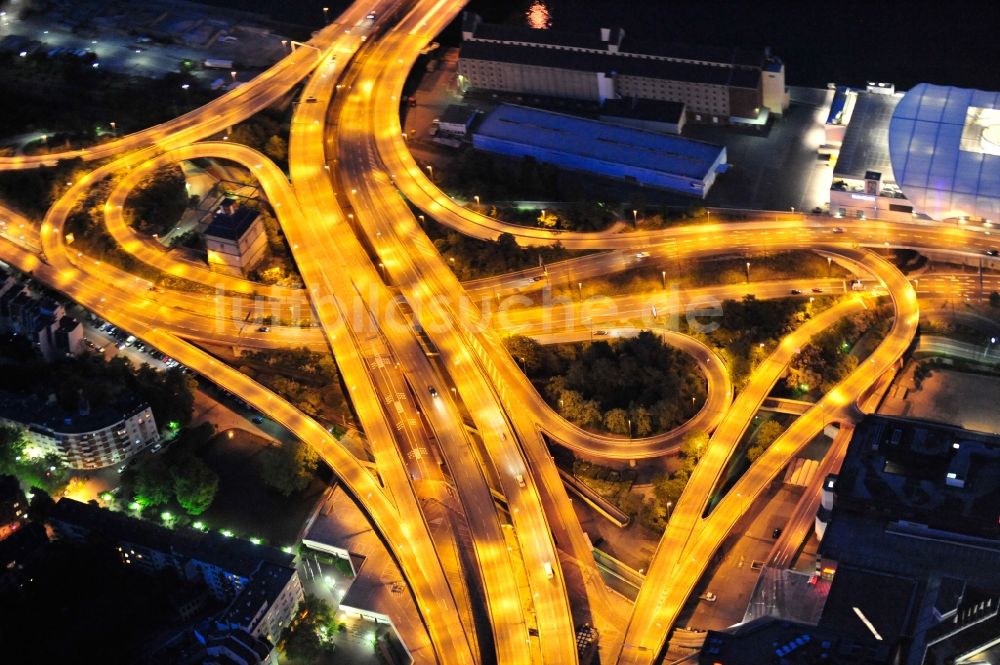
[458,12,789,126]
[472,104,728,197]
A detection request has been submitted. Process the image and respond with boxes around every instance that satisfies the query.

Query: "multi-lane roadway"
[2,1,986,663]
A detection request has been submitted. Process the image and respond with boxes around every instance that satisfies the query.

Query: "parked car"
[698,592,717,602]
[251,415,264,424]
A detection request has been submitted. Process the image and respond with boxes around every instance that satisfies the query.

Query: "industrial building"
[472,104,727,198]
[457,12,788,125]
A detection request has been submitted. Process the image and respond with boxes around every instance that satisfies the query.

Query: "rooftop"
[439,104,479,127]
[472,19,618,52]
[600,97,686,124]
[460,40,761,90]
[204,204,260,242]
[832,416,1000,539]
[834,90,900,179]
[0,391,151,436]
[50,498,294,578]
[817,566,916,656]
[475,104,725,179]
[222,561,296,627]
[699,617,889,665]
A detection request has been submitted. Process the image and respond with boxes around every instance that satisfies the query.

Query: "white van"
[543,562,554,579]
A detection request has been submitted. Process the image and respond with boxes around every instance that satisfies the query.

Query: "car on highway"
[698,592,717,603]
[516,474,526,488]
[832,227,844,233]
[772,527,783,538]
[531,275,544,282]
[986,249,999,257]
[366,11,377,19]
[789,289,802,295]
[635,251,650,259]
[812,288,823,293]
[593,330,608,336]
[258,326,270,332]
[428,386,439,399]
[543,562,554,579]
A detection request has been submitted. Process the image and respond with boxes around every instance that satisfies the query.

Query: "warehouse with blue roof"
[472,105,728,198]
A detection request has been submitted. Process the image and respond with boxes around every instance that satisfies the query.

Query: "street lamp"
[323,6,330,22]
[745,261,751,283]
[632,209,638,225]
[110,121,116,137]
[474,195,480,207]
[627,417,632,440]
[378,262,386,280]
[425,164,433,180]
[661,270,667,290]
[665,501,673,520]
[230,70,237,82]
[577,282,583,300]
[827,255,832,277]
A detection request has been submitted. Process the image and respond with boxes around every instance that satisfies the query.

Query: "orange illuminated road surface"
[0,0,947,663]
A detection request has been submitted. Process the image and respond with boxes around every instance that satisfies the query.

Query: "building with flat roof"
[599,98,686,135]
[815,415,1000,664]
[50,498,303,644]
[204,199,267,277]
[0,393,158,470]
[472,104,727,197]
[825,87,914,221]
[458,12,787,125]
[699,616,892,665]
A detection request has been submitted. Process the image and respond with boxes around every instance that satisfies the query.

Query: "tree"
[0,425,25,475]
[990,291,1000,308]
[604,408,629,435]
[172,457,218,515]
[134,459,173,507]
[748,420,784,462]
[680,430,708,464]
[259,441,319,496]
[264,135,288,163]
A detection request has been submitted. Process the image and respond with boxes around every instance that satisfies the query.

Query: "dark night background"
[203,0,1000,91]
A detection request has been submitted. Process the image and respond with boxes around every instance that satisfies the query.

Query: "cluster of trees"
[248,209,302,286]
[427,224,571,280]
[747,419,785,462]
[638,431,708,532]
[0,349,197,429]
[784,305,892,398]
[0,425,69,495]
[258,440,319,496]
[0,48,209,142]
[227,109,289,169]
[238,347,348,425]
[282,594,341,661]
[508,331,706,436]
[127,423,219,515]
[0,157,90,218]
[437,152,616,231]
[706,294,808,388]
[125,164,191,237]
